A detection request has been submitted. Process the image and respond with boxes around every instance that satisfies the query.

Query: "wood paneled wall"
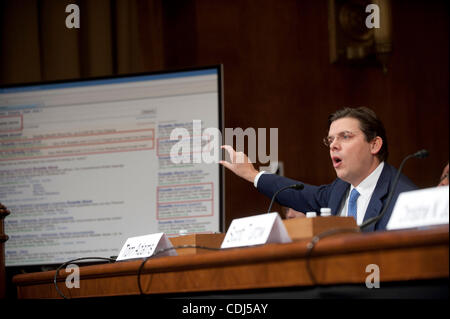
[160,0,449,227]
[1,0,448,229]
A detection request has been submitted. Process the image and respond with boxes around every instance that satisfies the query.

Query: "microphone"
[360,149,429,230]
[267,183,304,214]
[413,149,429,159]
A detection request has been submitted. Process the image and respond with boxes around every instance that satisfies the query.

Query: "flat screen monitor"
[0,65,224,267]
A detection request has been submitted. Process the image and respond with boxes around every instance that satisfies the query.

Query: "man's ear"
[370,136,383,155]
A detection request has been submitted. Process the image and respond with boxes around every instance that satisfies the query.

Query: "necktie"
[347,188,360,220]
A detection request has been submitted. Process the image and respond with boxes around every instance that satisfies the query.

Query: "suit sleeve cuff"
[254,171,267,188]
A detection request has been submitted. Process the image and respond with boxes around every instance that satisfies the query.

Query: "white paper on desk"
[221,212,292,249]
[387,186,449,230]
[116,232,177,261]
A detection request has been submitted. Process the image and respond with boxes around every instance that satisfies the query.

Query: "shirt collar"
[350,162,384,197]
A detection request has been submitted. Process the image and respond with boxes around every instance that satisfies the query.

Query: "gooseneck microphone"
[412,149,429,159]
[360,149,429,230]
[267,183,304,214]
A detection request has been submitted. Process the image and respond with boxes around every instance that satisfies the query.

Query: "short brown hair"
[328,107,389,162]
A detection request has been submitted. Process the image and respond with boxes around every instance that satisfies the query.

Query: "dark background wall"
[1,0,448,229]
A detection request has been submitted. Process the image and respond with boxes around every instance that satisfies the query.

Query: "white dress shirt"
[338,162,384,225]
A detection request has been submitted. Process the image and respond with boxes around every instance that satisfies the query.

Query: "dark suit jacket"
[257,163,417,231]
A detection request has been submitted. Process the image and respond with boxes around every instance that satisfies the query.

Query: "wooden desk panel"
[13,226,449,299]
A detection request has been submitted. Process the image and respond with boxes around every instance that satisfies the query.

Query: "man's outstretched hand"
[219,145,259,183]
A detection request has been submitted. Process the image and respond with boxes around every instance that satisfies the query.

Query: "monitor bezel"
[1,64,225,271]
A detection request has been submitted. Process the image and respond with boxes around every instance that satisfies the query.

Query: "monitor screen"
[0,65,224,267]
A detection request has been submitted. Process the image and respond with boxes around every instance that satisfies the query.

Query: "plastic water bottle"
[320,207,332,216]
[306,212,317,218]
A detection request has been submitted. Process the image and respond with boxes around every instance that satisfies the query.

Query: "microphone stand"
[360,149,428,230]
[267,184,304,214]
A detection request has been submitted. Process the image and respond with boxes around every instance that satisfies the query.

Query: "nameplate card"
[221,212,292,249]
[116,232,177,261]
[387,186,449,230]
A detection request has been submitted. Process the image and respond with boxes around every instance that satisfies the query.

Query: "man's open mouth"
[332,156,342,168]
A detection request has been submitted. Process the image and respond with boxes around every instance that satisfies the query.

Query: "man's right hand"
[219,145,259,183]
[285,208,306,219]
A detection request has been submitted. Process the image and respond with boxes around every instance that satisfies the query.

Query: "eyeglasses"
[323,131,357,147]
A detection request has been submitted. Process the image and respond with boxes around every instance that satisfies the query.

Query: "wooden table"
[13,225,449,299]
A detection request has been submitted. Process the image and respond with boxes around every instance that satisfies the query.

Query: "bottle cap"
[320,207,332,216]
[306,212,317,218]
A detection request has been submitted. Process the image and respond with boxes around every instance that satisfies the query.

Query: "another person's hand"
[285,208,306,219]
[438,163,449,186]
[219,145,259,183]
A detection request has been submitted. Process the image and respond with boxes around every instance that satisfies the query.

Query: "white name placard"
[221,212,292,249]
[116,232,177,261]
[387,186,449,230]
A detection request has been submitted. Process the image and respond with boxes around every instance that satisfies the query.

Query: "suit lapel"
[362,164,392,230]
[329,180,350,216]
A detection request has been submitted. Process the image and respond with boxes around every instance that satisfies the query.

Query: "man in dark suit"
[220,107,417,231]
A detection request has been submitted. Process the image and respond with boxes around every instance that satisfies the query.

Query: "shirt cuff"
[253,171,267,188]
